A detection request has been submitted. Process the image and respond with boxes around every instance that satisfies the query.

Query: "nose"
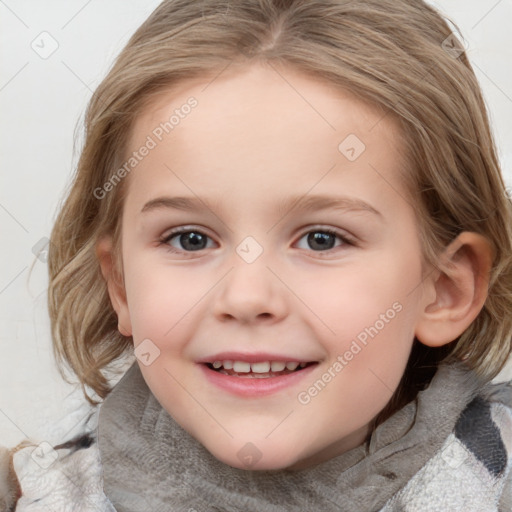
[212,255,289,324]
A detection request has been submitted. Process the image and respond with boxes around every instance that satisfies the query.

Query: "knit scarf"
[97,360,505,511]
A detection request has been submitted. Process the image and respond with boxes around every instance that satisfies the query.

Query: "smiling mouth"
[204,361,318,378]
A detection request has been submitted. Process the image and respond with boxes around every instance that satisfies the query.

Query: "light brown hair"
[46,0,512,430]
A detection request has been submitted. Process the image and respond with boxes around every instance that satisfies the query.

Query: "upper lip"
[196,351,319,364]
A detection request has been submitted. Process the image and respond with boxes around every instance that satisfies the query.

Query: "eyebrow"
[140,194,382,218]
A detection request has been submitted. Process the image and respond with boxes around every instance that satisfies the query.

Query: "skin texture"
[97,61,492,471]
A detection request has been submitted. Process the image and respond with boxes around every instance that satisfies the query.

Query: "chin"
[204,438,305,472]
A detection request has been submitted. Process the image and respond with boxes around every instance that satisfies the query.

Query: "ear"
[95,235,132,337]
[415,232,493,347]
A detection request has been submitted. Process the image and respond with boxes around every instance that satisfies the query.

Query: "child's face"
[113,62,434,471]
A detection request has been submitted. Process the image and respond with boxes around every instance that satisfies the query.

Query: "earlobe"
[415,232,493,348]
[95,235,133,337]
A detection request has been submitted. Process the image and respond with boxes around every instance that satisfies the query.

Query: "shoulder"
[381,379,512,511]
[2,432,116,512]
[1,443,20,511]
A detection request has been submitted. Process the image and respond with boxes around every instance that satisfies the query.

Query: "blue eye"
[159,226,354,255]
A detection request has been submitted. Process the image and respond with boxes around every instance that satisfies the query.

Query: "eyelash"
[158,225,356,256]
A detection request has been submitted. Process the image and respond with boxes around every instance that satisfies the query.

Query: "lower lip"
[198,363,318,397]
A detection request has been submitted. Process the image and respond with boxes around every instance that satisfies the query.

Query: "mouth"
[199,357,320,396]
[203,360,318,379]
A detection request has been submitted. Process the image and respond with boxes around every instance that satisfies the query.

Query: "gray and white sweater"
[2,360,511,512]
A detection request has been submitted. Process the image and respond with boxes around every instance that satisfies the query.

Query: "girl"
[2,0,512,510]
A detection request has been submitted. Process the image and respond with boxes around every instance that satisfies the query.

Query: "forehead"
[123,62,409,216]
[131,62,398,142]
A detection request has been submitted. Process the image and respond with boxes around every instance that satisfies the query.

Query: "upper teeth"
[211,360,307,373]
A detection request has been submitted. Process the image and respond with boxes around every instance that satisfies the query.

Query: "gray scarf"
[97,360,490,511]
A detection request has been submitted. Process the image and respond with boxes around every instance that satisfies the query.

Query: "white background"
[1,0,512,448]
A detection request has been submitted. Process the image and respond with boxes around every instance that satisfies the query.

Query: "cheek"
[302,252,421,336]
[297,254,423,397]
[122,253,205,342]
